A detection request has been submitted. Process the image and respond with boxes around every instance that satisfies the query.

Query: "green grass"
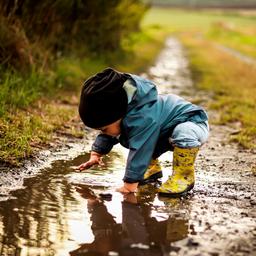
[141,7,256,148]
[207,23,256,58]
[142,8,256,31]
[142,8,256,57]
[0,103,77,165]
[2,7,256,165]
[0,70,48,116]
[0,27,167,166]
[183,36,256,148]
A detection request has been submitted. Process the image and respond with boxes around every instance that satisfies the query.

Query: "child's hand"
[116,182,139,193]
[73,151,104,171]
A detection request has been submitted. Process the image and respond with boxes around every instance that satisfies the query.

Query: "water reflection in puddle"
[0,143,191,256]
[0,38,211,256]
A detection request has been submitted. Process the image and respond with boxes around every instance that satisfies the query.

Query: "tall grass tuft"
[0,70,51,117]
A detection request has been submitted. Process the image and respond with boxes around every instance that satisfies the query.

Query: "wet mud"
[0,38,256,256]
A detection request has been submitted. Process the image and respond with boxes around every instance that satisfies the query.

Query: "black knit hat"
[79,68,129,128]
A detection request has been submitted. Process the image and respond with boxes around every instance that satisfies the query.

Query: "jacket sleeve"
[122,114,160,183]
[91,134,119,155]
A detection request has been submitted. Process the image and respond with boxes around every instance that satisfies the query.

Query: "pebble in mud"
[186,238,200,247]
[99,193,113,200]
[249,199,256,206]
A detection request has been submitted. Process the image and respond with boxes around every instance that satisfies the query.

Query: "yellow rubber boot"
[139,159,162,185]
[158,147,199,197]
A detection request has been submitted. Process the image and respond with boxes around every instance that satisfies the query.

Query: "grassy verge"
[143,8,256,57]
[2,7,256,166]
[207,21,256,58]
[182,34,256,148]
[142,8,256,148]
[0,28,168,166]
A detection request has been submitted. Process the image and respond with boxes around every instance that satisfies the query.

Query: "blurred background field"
[0,1,255,165]
[143,7,256,57]
[142,7,256,148]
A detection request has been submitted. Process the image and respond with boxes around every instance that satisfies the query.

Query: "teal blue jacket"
[92,74,208,183]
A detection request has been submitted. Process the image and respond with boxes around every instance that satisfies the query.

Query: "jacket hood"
[127,74,158,111]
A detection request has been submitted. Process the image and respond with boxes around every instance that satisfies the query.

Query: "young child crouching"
[77,68,209,197]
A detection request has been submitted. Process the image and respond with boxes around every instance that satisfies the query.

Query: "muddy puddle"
[0,38,256,256]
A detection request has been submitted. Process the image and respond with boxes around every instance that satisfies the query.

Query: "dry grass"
[181,34,256,148]
[0,96,84,166]
[208,22,256,58]
[0,28,167,166]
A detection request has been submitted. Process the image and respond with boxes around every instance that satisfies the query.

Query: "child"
[77,68,209,196]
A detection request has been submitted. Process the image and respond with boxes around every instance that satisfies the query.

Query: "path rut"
[0,37,255,256]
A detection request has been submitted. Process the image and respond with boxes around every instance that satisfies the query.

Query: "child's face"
[98,119,121,137]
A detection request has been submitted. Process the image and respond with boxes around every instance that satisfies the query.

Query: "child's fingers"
[79,163,91,170]
[70,163,90,171]
[98,158,105,166]
[70,165,80,170]
[71,158,103,172]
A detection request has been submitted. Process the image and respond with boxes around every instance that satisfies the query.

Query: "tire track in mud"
[142,38,256,255]
[0,37,255,256]
[69,38,256,256]
[215,44,256,66]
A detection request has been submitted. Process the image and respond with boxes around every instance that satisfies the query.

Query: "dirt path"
[0,38,255,256]
[141,38,256,255]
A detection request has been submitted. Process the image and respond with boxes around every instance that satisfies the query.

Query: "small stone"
[99,193,112,200]
[250,200,256,205]
[186,238,199,247]
[210,253,219,256]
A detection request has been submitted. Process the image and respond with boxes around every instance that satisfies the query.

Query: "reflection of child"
[77,68,209,196]
[71,186,189,256]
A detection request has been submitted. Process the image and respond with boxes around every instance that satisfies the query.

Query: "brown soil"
[0,37,255,256]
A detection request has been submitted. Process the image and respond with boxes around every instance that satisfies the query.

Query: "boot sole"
[158,183,195,198]
[139,171,163,186]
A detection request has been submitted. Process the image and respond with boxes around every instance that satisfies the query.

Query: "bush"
[0,0,148,116]
[0,0,148,70]
[0,16,34,70]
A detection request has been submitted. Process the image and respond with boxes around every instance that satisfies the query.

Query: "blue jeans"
[170,121,209,148]
[152,121,209,158]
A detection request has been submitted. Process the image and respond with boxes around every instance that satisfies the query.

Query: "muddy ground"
[0,38,255,256]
